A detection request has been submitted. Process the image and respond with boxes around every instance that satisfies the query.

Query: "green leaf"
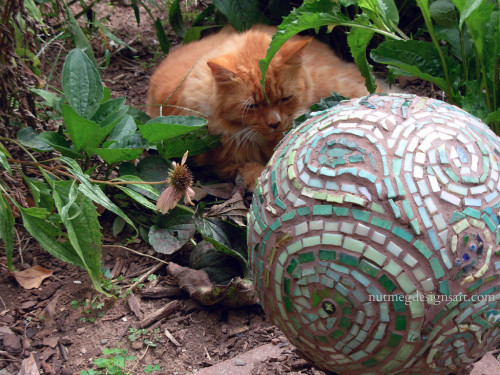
[21,206,52,219]
[189,241,242,283]
[39,131,82,159]
[93,148,143,164]
[358,0,399,29]
[127,107,151,125]
[17,128,54,152]
[91,97,128,127]
[119,158,168,200]
[195,217,248,277]
[130,0,140,25]
[94,20,138,53]
[0,193,14,270]
[115,186,157,211]
[62,105,115,155]
[64,4,98,69]
[212,0,264,32]
[370,39,456,93]
[60,157,136,232]
[53,181,106,295]
[347,15,377,93]
[138,116,207,143]
[111,175,160,198]
[154,18,170,54]
[149,215,196,255]
[112,216,126,236]
[107,115,137,142]
[0,149,12,175]
[159,126,220,159]
[430,0,457,27]
[486,110,500,125]
[183,25,220,44]
[30,88,63,112]
[62,49,103,119]
[168,0,187,38]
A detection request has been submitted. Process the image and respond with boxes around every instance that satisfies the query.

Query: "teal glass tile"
[313,205,333,216]
[383,177,397,198]
[339,253,360,267]
[297,207,310,216]
[417,207,432,228]
[274,198,287,210]
[389,199,401,219]
[352,209,370,222]
[392,226,414,242]
[429,257,446,279]
[286,258,299,275]
[284,278,291,295]
[413,240,433,259]
[371,216,392,230]
[349,154,364,163]
[269,219,281,231]
[281,210,296,222]
[379,274,397,292]
[393,295,407,313]
[439,280,450,295]
[333,207,349,216]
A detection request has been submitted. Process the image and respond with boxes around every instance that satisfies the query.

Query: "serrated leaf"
[62,49,103,119]
[149,215,195,255]
[168,0,187,38]
[358,0,399,29]
[212,0,264,32]
[17,128,54,152]
[0,193,14,270]
[138,116,207,143]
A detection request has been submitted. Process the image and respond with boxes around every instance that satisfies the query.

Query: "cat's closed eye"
[281,96,292,102]
[247,103,259,109]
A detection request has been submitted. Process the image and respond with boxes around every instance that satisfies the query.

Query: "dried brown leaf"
[8,265,53,289]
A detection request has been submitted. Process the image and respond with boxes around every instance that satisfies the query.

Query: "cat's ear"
[207,60,237,83]
[281,39,311,66]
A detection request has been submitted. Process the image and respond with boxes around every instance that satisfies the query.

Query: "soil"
[1,2,498,375]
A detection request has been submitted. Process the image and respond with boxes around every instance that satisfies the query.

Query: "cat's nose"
[266,111,281,129]
[268,121,280,129]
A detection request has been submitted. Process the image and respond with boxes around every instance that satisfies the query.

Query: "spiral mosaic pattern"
[248,94,500,374]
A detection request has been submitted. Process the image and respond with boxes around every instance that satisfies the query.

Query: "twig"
[14,227,23,264]
[102,245,168,266]
[128,344,149,373]
[0,296,9,316]
[125,263,164,293]
[164,327,182,347]
[138,300,182,328]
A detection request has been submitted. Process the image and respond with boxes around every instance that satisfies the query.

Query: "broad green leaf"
[0,149,12,175]
[93,148,143,164]
[17,128,54,152]
[19,206,85,268]
[154,18,170,54]
[115,186,157,210]
[53,181,106,295]
[64,4,98,69]
[30,88,63,112]
[358,0,399,29]
[371,39,455,93]
[108,115,137,142]
[159,126,220,159]
[62,105,115,155]
[212,0,265,32]
[91,97,128,127]
[60,157,136,231]
[20,206,52,219]
[107,134,148,149]
[138,116,207,143]
[127,107,151,125]
[62,49,103,119]
[195,217,248,276]
[168,0,187,38]
[149,215,196,255]
[0,193,14,270]
[119,157,169,200]
[430,0,457,27]
[486,110,500,125]
[347,15,377,93]
[39,131,82,159]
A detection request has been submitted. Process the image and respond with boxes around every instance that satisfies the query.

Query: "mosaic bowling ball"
[247,94,500,374]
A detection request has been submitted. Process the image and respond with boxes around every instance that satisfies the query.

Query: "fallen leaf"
[8,265,53,289]
[200,182,235,199]
[17,353,39,375]
[205,191,248,226]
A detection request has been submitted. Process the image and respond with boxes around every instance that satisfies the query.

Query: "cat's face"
[207,36,312,144]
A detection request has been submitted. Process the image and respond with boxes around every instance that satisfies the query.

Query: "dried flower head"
[156,151,195,214]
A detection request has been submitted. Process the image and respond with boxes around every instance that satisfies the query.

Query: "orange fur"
[147,26,376,189]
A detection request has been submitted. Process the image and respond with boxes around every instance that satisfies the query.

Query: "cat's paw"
[237,163,265,192]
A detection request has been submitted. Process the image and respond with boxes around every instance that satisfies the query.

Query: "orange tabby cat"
[147,26,375,189]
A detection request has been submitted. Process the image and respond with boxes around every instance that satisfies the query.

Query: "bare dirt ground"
[1,2,498,375]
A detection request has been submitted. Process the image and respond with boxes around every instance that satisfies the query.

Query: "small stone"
[271,338,280,345]
[60,368,73,375]
[60,336,73,345]
[100,339,108,345]
[76,328,85,335]
[235,359,246,366]
[131,341,142,350]
[43,336,59,348]
[3,332,22,354]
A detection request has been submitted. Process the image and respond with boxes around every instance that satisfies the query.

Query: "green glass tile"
[281,210,296,222]
[297,207,310,216]
[284,278,291,295]
[319,249,337,261]
[359,169,377,183]
[349,154,364,163]
[298,251,315,263]
[429,257,446,279]
[467,278,483,293]
[291,266,302,279]
[384,259,403,277]
[379,274,397,292]
[333,291,348,305]
[303,236,321,247]
[317,335,328,343]
[439,280,450,296]
[463,207,481,219]
[342,305,352,315]
[388,333,403,348]
[392,226,414,242]
[364,246,387,266]
[358,259,381,278]
[312,291,321,307]
[330,329,345,340]
[286,258,299,275]
[395,315,407,331]
[313,191,328,200]
[343,237,365,253]
[389,199,401,219]
[413,240,433,259]
[333,207,349,216]
[484,274,499,284]
[352,209,370,222]
[374,347,392,362]
[371,202,386,214]
[362,358,379,368]
[269,219,281,231]
[371,216,392,230]
[393,295,407,313]
[283,296,293,312]
[482,213,496,233]
[340,316,352,329]
[410,219,421,235]
[339,253,360,267]
[313,205,333,216]
[274,198,287,210]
